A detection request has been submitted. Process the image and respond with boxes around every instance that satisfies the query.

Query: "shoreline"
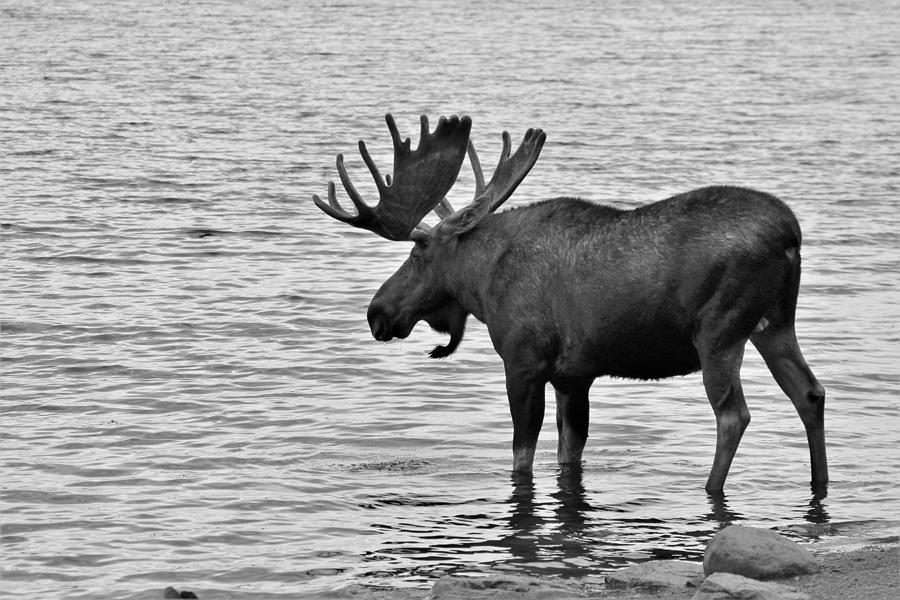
[592,541,899,600]
[793,542,899,600]
[314,537,898,599]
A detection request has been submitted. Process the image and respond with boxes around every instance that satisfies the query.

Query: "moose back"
[313,114,827,492]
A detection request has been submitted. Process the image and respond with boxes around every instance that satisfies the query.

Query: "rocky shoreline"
[164,526,899,599]
[592,541,899,600]
[413,526,898,600]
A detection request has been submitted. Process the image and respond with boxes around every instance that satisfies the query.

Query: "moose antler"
[472,127,546,213]
[314,114,546,241]
[430,126,546,238]
[313,114,472,241]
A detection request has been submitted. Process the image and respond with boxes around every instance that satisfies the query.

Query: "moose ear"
[410,228,430,246]
[436,193,491,239]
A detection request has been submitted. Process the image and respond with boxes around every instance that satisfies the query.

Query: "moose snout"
[367,303,393,342]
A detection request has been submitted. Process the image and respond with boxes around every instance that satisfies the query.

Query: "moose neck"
[440,215,508,325]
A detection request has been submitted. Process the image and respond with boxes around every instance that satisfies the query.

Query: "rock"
[163,588,198,599]
[704,525,819,580]
[606,560,705,590]
[304,583,423,599]
[691,572,809,599]
[426,573,583,599]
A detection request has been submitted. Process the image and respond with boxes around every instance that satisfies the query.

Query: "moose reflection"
[313,114,827,492]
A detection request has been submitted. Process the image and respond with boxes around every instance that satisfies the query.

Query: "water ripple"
[2,0,899,598]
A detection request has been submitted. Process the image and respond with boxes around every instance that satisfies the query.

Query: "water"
[1,0,898,597]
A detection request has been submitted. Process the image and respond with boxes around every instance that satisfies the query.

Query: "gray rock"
[691,572,809,599]
[606,560,705,590]
[704,525,819,579]
[163,587,198,599]
[427,573,583,600]
[304,583,423,599]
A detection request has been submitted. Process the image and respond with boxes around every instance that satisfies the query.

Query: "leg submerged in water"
[552,377,592,465]
[752,326,828,486]
[506,371,546,473]
[698,342,751,493]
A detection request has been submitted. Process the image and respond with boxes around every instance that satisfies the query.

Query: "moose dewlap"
[313,113,827,492]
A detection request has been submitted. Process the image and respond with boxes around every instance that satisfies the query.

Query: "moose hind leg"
[552,377,592,465]
[751,326,828,486]
[699,343,751,493]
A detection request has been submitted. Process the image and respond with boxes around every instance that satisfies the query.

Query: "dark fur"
[366,185,827,491]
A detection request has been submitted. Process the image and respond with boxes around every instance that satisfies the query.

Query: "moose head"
[313,114,546,358]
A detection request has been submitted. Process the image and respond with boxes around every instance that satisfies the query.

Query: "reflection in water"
[504,466,595,570]
[704,491,745,528]
[704,483,829,531]
[499,469,832,574]
[506,473,541,565]
[552,466,594,536]
[806,483,831,525]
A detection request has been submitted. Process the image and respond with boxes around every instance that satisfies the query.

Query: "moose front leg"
[505,372,547,473]
[552,377,592,464]
[699,343,750,493]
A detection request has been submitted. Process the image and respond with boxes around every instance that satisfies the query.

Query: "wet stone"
[427,573,583,600]
[704,526,819,580]
[692,572,809,600]
[606,560,705,590]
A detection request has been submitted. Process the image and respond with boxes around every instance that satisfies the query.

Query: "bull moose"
[312,114,828,492]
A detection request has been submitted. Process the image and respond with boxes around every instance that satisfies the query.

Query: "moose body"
[315,114,827,492]
[396,188,793,381]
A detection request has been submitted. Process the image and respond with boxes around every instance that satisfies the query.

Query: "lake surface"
[2,0,898,598]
